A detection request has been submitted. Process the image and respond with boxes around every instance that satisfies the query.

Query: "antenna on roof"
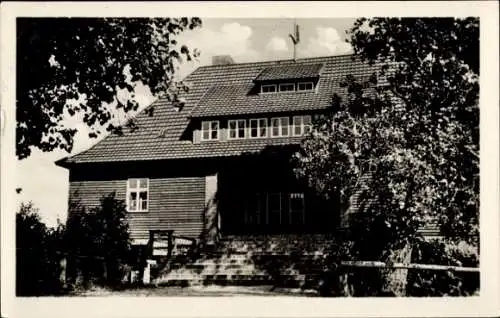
[288,20,300,61]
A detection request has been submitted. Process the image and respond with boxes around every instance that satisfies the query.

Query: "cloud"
[176,22,260,79]
[299,27,353,57]
[266,36,288,52]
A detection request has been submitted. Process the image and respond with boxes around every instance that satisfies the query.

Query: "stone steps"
[149,235,336,288]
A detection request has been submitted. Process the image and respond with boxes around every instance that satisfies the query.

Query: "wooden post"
[59,257,67,289]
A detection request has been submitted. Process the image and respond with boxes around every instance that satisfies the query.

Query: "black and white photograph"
[1,1,499,318]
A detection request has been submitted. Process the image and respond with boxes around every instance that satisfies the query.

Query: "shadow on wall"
[200,181,220,247]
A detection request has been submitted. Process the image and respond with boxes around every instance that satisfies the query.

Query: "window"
[127,178,149,212]
[292,115,312,136]
[261,84,277,94]
[298,82,314,91]
[271,117,289,137]
[244,192,306,227]
[279,83,295,92]
[268,193,282,225]
[228,119,246,139]
[245,193,263,225]
[201,120,219,141]
[289,193,305,225]
[249,118,268,138]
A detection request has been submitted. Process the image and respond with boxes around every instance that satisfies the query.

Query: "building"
[55,54,383,251]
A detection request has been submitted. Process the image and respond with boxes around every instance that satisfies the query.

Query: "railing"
[148,229,174,258]
[335,260,479,296]
[340,261,479,273]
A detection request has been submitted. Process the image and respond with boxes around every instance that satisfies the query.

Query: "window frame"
[292,115,312,136]
[271,117,290,137]
[297,81,315,92]
[126,178,149,212]
[289,192,306,225]
[278,83,295,92]
[261,84,277,94]
[249,118,268,139]
[228,119,247,140]
[201,120,220,141]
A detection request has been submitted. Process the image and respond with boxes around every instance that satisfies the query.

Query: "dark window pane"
[272,127,279,136]
[129,192,137,210]
[259,126,267,137]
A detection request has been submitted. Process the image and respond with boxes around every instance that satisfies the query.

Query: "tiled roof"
[253,63,324,81]
[189,81,334,117]
[59,54,384,165]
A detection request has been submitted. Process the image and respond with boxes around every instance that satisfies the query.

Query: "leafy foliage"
[407,239,479,296]
[66,192,132,288]
[294,18,479,294]
[16,203,66,296]
[17,18,202,159]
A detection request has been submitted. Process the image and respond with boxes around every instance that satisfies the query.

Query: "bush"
[407,238,479,296]
[16,203,66,296]
[65,192,132,289]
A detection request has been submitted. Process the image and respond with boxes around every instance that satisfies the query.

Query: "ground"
[74,285,320,297]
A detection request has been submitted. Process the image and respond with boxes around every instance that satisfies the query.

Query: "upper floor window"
[261,84,277,94]
[271,117,289,137]
[228,119,246,139]
[298,82,314,91]
[249,118,268,138]
[279,83,295,92]
[201,120,219,141]
[127,178,149,212]
[292,115,312,136]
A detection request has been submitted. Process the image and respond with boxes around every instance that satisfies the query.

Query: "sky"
[16,18,357,227]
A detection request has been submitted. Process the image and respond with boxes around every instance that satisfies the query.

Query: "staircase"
[150,234,337,288]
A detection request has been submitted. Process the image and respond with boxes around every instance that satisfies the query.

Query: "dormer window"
[201,120,219,141]
[298,82,314,91]
[279,83,295,92]
[261,84,277,94]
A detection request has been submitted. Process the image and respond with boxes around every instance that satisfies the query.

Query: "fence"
[336,260,479,296]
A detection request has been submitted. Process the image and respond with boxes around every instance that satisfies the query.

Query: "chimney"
[212,55,235,66]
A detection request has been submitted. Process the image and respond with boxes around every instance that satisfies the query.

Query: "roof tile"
[254,63,324,81]
[62,54,384,165]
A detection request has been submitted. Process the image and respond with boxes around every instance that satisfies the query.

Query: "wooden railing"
[340,260,479,273]
[148,229,174,258]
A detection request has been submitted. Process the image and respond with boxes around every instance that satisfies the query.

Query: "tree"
[16,203,66,296]
[17,18,202,159]
[294,18,479,295]
[65,192,131,288]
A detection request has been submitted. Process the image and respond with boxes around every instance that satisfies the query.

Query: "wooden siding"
[69,176,206,240]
